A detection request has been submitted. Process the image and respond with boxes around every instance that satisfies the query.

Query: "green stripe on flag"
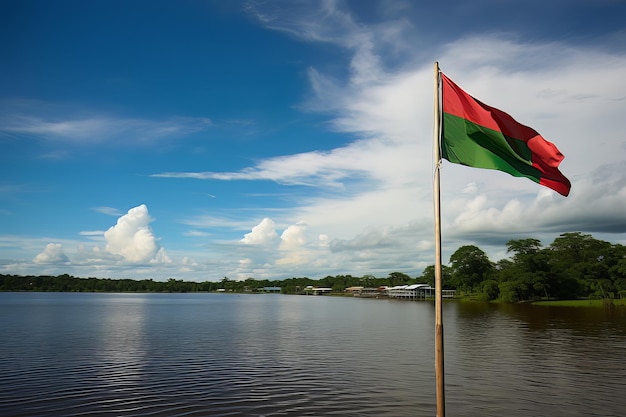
[441,113,542,184]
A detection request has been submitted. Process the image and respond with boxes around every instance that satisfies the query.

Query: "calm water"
[1,293,625,416]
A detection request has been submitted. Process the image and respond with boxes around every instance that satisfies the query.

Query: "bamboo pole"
[432,61,445,417]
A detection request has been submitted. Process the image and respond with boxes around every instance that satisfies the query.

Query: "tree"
[505,238,552,299]
[610,245,626,298]
[388,272,411,286]
[420,265,452,288]
[449,245,494,292]
[507,238,542,258]
[479,279,500,301]
[549,232,613,298]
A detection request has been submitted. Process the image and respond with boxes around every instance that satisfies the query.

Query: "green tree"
[610,245,626,298]
[420,265,452,288]
[505,238,551,299]
[449,245,494,292]
[388,272,411,286]
[548,232,612,298]
[479,279,500,301]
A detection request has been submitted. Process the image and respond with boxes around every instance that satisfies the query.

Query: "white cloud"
[0,101,212,144]
[33,243,70,264]
[92,206,123,216]
[181,214,252,230]
[79,230,105,236]
[463,182,478,194]
[152,148,372,189]
[279,222,307,250]
[104,204,169,263]
[181,256,198,267]
[276,222,311,266]
[240,218,279,245]
[183,230,210,237]
[78,231,105,244]
[179,256,203,273]
[151,247,172,264]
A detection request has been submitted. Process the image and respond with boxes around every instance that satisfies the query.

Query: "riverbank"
[531,298,626,307]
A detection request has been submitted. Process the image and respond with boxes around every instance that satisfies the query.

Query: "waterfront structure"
[303,286,333,295]
[387,284,455,300]
[346,286,388,298]
[260,286,282,293]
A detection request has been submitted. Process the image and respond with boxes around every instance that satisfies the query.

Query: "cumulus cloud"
[235,219,319,270]
[240,218,279,245]
[276,222,312,266]
[279,222,307,250]
[151,247,172,264]
[104,204,169,263]
[180,256,198,273]
[239,258,253,267]
[33,243,70,264]
[446,162,626,240]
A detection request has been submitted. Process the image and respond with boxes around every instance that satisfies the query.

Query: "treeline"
[0,275,214,293]
[427,232,626,302]
[2,232,625,302]
[0,272,416,294]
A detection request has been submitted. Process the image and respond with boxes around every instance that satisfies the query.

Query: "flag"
[440,72,571,196]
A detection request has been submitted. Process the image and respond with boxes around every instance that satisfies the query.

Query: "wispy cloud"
[152,147,374,189]
[0,100,212,145]
[92,206,124,216]
[79,231,105,237]
[183,230,210,237]
[0,183,30,196]
[180,214,255,230]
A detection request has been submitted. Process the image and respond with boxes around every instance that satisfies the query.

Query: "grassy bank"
[532,299,626,307]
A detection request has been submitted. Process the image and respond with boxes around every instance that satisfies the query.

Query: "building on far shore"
[303,286,333,295]
[387,284,455,300]
[345,286,388,298]
[260,286,282,293]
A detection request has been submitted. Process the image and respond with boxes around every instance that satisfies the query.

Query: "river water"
[0,292,624,416]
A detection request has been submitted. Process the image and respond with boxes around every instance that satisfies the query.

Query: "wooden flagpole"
[432,61,445,417]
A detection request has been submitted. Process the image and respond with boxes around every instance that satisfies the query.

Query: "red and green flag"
[440,72,571,196]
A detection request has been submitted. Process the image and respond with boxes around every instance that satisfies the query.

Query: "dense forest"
[2,232,625,302]
[435,232,626,302]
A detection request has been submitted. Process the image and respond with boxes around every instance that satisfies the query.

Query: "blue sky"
[2,0,626,282]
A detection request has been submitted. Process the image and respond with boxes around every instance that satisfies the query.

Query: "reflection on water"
[446,301,626,417]
[0,293,624,416]
[93,295,148,391]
